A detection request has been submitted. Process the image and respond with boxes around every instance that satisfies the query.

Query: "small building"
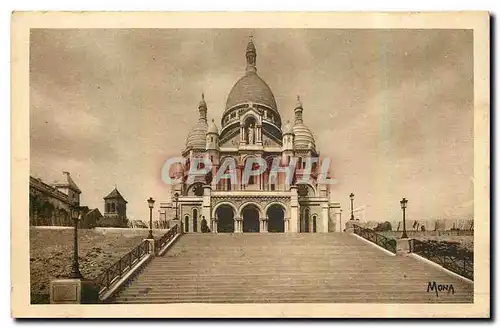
[98,188,128,227]
[29,172,82,226]
[80,208,102,229]
[127,220,148,229]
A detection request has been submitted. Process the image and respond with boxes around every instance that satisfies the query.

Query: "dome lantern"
[223,37,279,125]
[185,93,209,150]
[198,92,207,123]
[246,36,257,73]
[294,95,303,124]
[292,96,316,151]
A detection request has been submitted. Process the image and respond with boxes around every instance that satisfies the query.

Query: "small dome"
[207,119,219,135]
[225,72,278,112]
[169,162,185,179]
[282,120,293,135]
[292,95,315,150]
[186,121,208,149]
[292,123,316,150]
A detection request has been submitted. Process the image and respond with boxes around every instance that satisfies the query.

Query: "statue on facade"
[247,124,255,144]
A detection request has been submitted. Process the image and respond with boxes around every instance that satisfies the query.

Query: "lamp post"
[400,197,408,239]
[173,192,180,232]
[70,205,82,279]
[339,209,343,232]
[349,193,355,220]
[147,197,155,239]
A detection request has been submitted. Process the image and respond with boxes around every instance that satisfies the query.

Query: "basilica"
[159,38,341,233]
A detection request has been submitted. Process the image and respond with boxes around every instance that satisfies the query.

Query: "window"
[313,215,317,233]
[106,203,110,213]
[211,136,214,142]
[193,209,198,233]
[194,184,204,196]
[111,203,116,212]
[184,216,189,233]
[249,162,259,185]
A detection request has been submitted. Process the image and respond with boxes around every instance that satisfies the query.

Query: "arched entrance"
[267,204,285,233]
[241,204,260,233]
[216,205,235,233]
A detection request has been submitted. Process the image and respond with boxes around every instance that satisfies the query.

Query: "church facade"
[160,38,341,233]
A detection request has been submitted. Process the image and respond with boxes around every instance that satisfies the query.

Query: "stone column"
[240,126,245,145]
[202,185,212,232]
[238,165,243,191]
[212,218,218,233]
[261,217,268,233]
[284,217,290,232]
[256,125,263,145]
[289,186,299,232]
[234,217,242,233]
[211,165,218,190]
[234,217,238,233]
[321,204,329,233]
[335,206,342,232]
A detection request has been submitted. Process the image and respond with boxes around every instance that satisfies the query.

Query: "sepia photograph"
[11,12,490,318]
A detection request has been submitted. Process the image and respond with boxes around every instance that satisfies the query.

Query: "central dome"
[225,71,278,112]
[224,38,279,116]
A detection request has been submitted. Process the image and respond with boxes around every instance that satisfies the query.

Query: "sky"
[30,28,474,222]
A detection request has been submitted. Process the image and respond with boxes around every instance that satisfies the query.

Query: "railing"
[154,224,179,255]
[353,225,397,254]
[93,239,151,294]
[409,239,474,280]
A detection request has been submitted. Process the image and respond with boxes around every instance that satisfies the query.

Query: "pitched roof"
[53,171,82,193]
[103,188,127,202]
[85,208,102,217]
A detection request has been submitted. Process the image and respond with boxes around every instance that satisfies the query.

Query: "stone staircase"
[112,233,473,303]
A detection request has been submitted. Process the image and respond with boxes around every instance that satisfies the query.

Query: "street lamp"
[147,197,155,239]
[173,192,179,220]
[349,193,355,220]
[400,197,408,239]
[173,192,180,232]
[339,209,343,232]
[70,205,82,279]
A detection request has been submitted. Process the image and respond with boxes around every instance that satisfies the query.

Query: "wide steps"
[112,233,473,303]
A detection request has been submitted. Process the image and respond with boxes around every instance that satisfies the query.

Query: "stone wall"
[30,177,74,226]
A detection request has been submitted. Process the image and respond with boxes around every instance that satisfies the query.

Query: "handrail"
[93,239,151,294]
[409,239,474,280]
[353,224,397,254]
[154,224,179,255]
